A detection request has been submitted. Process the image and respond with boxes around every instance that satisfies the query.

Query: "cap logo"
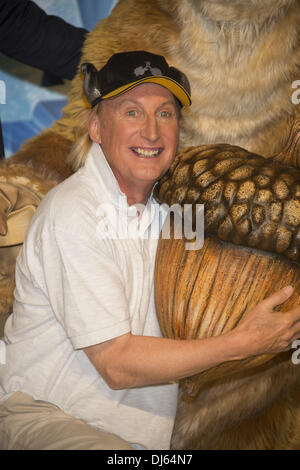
[82,52,191,108]
[134,61,162,77]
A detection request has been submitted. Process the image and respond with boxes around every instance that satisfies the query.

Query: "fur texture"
[0,0,300,450]
[51,0,300,158]
[172,354,300,449]
[2,0,299,190]
[2,0,298,317]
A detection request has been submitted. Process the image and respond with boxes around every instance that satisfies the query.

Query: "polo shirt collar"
[87,142,127,208]
[84,142,159,233]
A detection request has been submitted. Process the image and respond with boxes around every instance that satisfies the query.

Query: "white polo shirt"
[0,142,178,450]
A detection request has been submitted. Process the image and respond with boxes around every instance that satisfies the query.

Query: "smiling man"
[1,51,300,451]
[88,82,180,205]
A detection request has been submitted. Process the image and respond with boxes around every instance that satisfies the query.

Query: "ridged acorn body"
[154,144,300,262]
[153,144,300,450]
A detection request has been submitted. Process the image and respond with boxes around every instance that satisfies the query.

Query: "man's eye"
[127,110,137,117]
[160,111,171,117]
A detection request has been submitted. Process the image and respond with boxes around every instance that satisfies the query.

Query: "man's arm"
[0,0,87,79]
[84,286,300,390]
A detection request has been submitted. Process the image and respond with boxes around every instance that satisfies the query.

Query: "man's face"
[91,83,180,198]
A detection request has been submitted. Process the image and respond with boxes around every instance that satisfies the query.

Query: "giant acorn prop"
[154,137,300,449]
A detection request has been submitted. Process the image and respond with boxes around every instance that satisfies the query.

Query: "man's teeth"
[132,147,160,157]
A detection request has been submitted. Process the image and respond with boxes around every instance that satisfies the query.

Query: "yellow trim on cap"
[102,76,192,107]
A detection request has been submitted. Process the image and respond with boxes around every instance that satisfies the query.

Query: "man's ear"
[88,116,102,144]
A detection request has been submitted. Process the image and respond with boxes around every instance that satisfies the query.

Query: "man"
[0,51,300,450]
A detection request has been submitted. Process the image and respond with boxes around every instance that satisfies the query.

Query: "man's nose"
[140,115,161,143]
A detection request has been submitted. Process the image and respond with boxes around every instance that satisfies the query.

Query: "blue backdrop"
[0,0,116,157]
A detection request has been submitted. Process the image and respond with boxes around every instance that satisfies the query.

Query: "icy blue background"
[0,0,116,157]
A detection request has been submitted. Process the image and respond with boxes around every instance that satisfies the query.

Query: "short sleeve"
[36,227,131,349]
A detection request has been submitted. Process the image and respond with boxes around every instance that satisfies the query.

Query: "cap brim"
[102,76,192,107]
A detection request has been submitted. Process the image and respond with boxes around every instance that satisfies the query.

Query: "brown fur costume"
[0,0,300,450]
[1,0,299,313]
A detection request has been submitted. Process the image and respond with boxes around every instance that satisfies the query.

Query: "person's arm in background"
[0,0,88,157]
[0,0,88,80]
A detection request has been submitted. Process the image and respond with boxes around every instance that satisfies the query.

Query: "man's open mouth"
[131,147,163,158]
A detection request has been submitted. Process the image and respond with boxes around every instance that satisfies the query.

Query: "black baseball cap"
[81,50,192,108]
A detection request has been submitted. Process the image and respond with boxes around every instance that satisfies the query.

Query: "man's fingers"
[287,305,300,326]
[262,286,294,310]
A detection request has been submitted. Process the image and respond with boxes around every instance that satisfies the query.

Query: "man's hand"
[232,286,300,357]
